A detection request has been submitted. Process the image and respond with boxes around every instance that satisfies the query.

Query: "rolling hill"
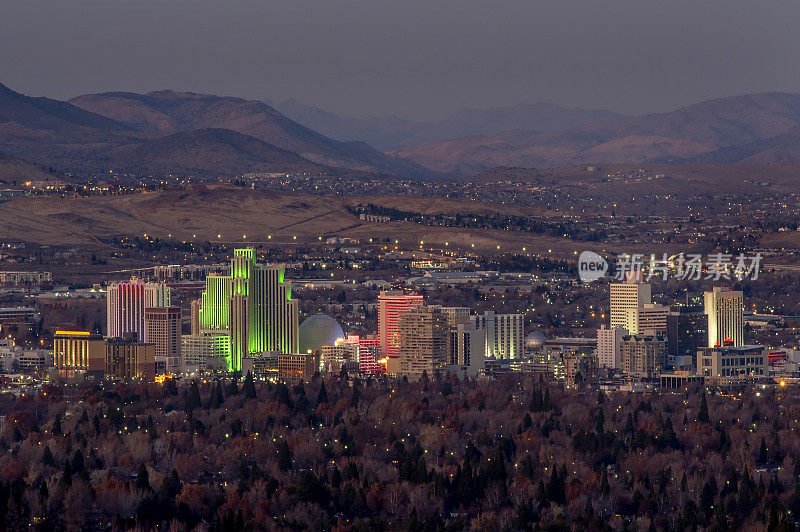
[69,128,331,176]
[69,91,432,177]
[389,92,800,174]
[686,126,800,165]
[0,82,129,133]
[0,151,63,185]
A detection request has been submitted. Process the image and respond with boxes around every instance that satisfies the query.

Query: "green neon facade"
[198,248,298,372]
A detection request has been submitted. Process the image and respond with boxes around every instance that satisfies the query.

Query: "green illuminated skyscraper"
[198,249,299,371]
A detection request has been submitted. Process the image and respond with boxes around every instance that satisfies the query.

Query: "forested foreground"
[0,374,799,531]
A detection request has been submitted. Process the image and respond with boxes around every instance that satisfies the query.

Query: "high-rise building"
[623,303,669,335]
[446,322,486,377]
[198,249,299,372]
[610,282,651,331]
[378,291,424,359]
[144,306,182,375]
[597,325,628,368]
[398,306,449,379]
[107,279,170,341]
[190,299,202,335]
[667,306,707,359]
[620,334,667,379]
[430,306,472,324]
[105,336,156,381]
[53,330,105,377]
[469,311,524,359]
[704,287,744,347]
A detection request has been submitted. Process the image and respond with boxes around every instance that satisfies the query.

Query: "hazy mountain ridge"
[70,91,432,177]
[684,125,800,164]
[388,92,800,174]
[5,81,800,178]
[276,99,623,149]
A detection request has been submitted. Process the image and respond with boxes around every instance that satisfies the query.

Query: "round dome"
[525,331,547,349]
[299,313,345,354]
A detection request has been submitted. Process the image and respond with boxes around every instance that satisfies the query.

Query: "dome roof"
[299,313,345,354]
[525,331,547,348]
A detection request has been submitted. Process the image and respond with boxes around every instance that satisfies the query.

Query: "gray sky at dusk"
[2,0,800,121]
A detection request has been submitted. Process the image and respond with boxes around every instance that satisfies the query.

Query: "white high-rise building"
[597,325,628,368]
[704,287,744,347]
[623,303,669,335]
[610,282,651,331]
[470,311,524,359]
[107,279,170,341]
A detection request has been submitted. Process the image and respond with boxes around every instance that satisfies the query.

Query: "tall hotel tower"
[199,249,298,371]
[610,282,652,331]
[378,291,424,358]
[704,287,744,347]
[107,279,171,341]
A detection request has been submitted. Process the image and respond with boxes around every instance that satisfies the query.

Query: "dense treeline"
[0,375,798,530]
[348,204,607,242]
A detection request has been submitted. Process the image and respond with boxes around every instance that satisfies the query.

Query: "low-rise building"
[276,352,320,383]
[182,331,231,374]
[53,330,105,377]
[105,337,156,381]
[696,345,767,378]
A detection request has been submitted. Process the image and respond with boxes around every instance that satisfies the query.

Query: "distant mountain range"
[275,99,622,149]
[387,92,800,174]
[3,81,800,179]
[0,83,431,178]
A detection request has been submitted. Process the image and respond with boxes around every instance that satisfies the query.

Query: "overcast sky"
[2,0,800,121]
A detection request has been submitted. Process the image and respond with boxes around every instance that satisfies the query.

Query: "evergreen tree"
[135,463,151,492]
[698,393,709,423]
[600,471,610,496]
[208,381,223,409]
[595,409,605,433]
[186,381,201,411]
[758,437,768,464]
[315,380,328,407]
[523,412,533,431]
[62,460,72,487]
[529,388,542,412]
[243,371,257,400]
[52,412,62,436]
[277,440,292,472]
[71,450,84,475]
[547,464,565,505]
